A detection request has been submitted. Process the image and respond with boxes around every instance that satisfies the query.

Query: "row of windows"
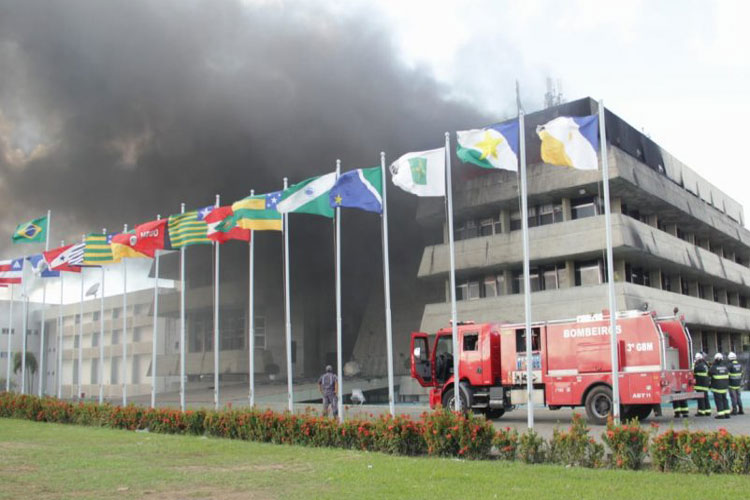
[455,260,606,301]
[1,328,40,336]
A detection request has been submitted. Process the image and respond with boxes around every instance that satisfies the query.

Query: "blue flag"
[329,166,383,214]
[27,254,60,278]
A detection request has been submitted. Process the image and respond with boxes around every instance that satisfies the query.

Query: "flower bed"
[2,391,749,474]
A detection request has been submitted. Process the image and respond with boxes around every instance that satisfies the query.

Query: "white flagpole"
[444,132,461,412]
[213,195,221,411]
[99,228,106,404]
[38,208,52,397]
[151,217,161,409]
[518,111,535,429]
[248,190,255,407]
[122,224,128,406]
[179,203,187,411]
[21,260,28,394]
[380,153,396,417]
[78,240,85,399]
[5,284,14,392]
[282,177,294,412]
[599,100,620,423]
[334,160,344,422]
[57,240,64,399]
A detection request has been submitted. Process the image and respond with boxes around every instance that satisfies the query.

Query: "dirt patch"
[174,463,301,473]
[144,487,276,500]
[0,441,45,450]
[0,464,38,473]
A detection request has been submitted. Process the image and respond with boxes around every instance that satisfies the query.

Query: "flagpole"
[151,217,161,409]
[6,284,14,392]
[334,160,344,422]
[122,224,128,406]
[518,111,535,429]
[444,132,461,412]
[213,195,221,411]
[21,259,28,394]
[599,100,620,423]
[99,228,106,404]
[38,208,51,397]
[179,203,187,411]
[380,152,396,416]
[78,236,85,399]
[283,177,294,413]
[248,190,255,407]
[57,241,64,399]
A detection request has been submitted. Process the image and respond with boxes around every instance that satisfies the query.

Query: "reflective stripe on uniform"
[711,388,728,394]
[694,386,709,391]
[712,375,729,379]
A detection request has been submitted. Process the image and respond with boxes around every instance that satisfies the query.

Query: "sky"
[1,0,748,302]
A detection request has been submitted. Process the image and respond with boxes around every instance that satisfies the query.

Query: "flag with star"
[83,232,117,265]
[276,172,337,218]
[0,258,24,284]
[11,215,48,243]
[456,120,519,171]
[329,166,383,213]
[225,191,283,231]
[168,207,212,248]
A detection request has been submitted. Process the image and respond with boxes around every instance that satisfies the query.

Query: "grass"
[1,419,749,499]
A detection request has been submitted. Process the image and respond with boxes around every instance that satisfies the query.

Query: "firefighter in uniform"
[728,352,744,415]
[710,352,731,419]
[693,352,712,417]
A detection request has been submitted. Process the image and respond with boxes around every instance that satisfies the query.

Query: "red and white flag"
[205,205,251,243]
[43,243,84,273]
[0,258,24,284]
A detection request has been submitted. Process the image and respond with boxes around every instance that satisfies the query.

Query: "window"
[464,220,478,239]
[72,361,79,385]
[527,206,538,228]
[730,337,737,353]
[701,334,709,354]
[625,264,650,287]
[456,280,480,301]
[92,332,99,348]
[132,327,142,343]
[571,196,600,220]
[681,279,690,296]
[90,359,98,384]
[741,296,748,308]
[74,336,80,348]
[515,327,541,352]
[112,308,121,319]
[75,315,81,325]
[93,311,100,322]
[480,218,494,237]
[221,311,245,351]
[542,265,560,290]
[111,357,120,384]
[483,276,498,298]
[538,203,563,226]
[661,274,672,292]
[254,316,266,350]
[463,333,479,351]
[717,335,724,354]
[111,330,120,345]
[496,274,506,296]
[575,260,603,286]
[510,210,521,231]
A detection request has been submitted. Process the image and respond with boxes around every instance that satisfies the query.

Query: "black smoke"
[0,0,492,368]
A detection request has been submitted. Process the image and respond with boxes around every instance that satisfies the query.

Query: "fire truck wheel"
[486,409,505,419]
[442,385,471,413]
[584,385,613,425]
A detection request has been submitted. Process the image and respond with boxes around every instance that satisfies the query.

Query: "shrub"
[651,428,750,474]
[602,417,650,470]
[372,414,426,456]
[492,427,519,461]
[422,409,494,459]
[518,428,546,464]
[548,413,604,468]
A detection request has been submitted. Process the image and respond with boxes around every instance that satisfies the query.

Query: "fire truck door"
[411,333,433,387]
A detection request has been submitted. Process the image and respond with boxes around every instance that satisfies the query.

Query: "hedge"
[2,392,749,474]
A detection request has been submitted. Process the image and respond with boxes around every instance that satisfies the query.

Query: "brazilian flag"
[12,215,47,243]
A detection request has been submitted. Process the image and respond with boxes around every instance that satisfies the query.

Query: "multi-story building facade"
[416,97,750,356]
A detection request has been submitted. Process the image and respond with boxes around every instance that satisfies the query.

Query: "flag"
[276,172,337,218]
[27,254,60,278]
[205,205,251,243]
[12,215,48,243]
[111,219,169,261]
[389,147,446,197]
[83,233,117,265]
[536,115,599,170]
[44,243,84,272]
[228,191,283,231]
[329,166,383,213]
[457,120,519,171]
[0,258,24,284]
[168,208,212,248]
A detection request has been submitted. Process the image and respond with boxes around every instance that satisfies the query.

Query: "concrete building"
[416,97,750,356]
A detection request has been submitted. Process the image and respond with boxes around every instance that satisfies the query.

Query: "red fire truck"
[410,310,698,424]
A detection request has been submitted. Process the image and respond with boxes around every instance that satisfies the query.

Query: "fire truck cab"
[411,310,698,424]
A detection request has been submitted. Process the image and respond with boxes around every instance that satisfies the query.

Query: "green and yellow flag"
[168,208,211,248]
[83,233,115,265]
[226,192,282,231]
[12,215,48,243]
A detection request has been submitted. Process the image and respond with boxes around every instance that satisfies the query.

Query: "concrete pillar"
[561,260,576,289]
[502,270,513,295]
[649,269,662,290]
[646,214,658,228]
[561,198,572,221]
[612,259,626,282]
[686,233,696,245]
[728,291,740,307]
[610,197,623,214]
[500,209,510,234]
[716,288,728,304]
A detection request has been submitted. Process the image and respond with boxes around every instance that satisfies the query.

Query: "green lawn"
[1,419,749,499]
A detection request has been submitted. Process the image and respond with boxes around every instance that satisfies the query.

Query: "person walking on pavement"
[710,352,731,419]
[693,352,712,417]
[318,364,338,418]
[728,352,744,415]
